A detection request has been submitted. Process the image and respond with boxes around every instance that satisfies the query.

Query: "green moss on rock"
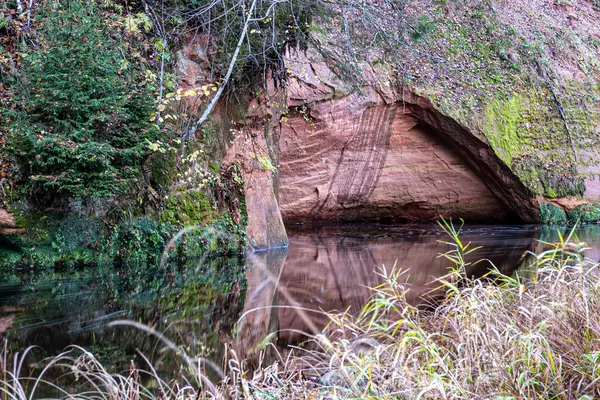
[112,217,173,265]
[160,191,214,226]
[511,154,585,198]
[484,94,528,165]
[482,85,597,199]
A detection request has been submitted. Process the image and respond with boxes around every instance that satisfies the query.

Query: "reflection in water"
[0,254,246,374]
[239,224,541,348]
[235,249,286,362]
[3,223,600,379]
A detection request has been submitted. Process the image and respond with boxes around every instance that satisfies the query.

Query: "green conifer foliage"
[8,0,159,199]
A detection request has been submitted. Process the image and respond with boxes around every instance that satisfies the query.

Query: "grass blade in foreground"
[1,222,599,399]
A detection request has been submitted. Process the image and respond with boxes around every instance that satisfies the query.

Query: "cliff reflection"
[238,224,540,351]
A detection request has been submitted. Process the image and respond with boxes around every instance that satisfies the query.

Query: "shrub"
[6,0,159,200]
[567,204,600,225]
[539,201,567,225]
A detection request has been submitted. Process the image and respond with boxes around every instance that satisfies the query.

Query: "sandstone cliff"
[177,0,600,246]
[3,0,600,255]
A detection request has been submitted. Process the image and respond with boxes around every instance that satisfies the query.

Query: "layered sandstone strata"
[279,99,511,222]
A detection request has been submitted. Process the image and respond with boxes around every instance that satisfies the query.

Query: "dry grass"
[2,222,600,399]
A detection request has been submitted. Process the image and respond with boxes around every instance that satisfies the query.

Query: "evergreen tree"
[8,0,159,199]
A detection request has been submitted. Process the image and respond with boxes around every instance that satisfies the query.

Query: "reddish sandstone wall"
[279,102,510,222]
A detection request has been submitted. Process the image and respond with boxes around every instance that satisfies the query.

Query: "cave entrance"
[276,103,529,224]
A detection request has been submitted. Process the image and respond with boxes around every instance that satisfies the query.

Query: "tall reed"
[1,221,599,399]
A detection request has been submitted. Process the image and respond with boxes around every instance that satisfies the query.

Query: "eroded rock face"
[177,35,541,248]
[276,60,539,224]
[177,38,288,249]
[267,46,543,225]
[0,209,15,227]
[279,98,511,223]
[223,122,288,249]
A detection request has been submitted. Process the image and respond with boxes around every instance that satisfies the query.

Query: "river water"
[1,223,599,377]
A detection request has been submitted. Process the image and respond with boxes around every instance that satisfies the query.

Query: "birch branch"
[183,0,258,141]
[26,0,34,26]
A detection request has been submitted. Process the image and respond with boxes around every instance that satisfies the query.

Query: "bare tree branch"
[183,0,259,141]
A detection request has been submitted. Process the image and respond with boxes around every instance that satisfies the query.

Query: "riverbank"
[1,223,599,399]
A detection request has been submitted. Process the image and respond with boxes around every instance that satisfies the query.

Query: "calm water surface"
[1,223,600,376]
